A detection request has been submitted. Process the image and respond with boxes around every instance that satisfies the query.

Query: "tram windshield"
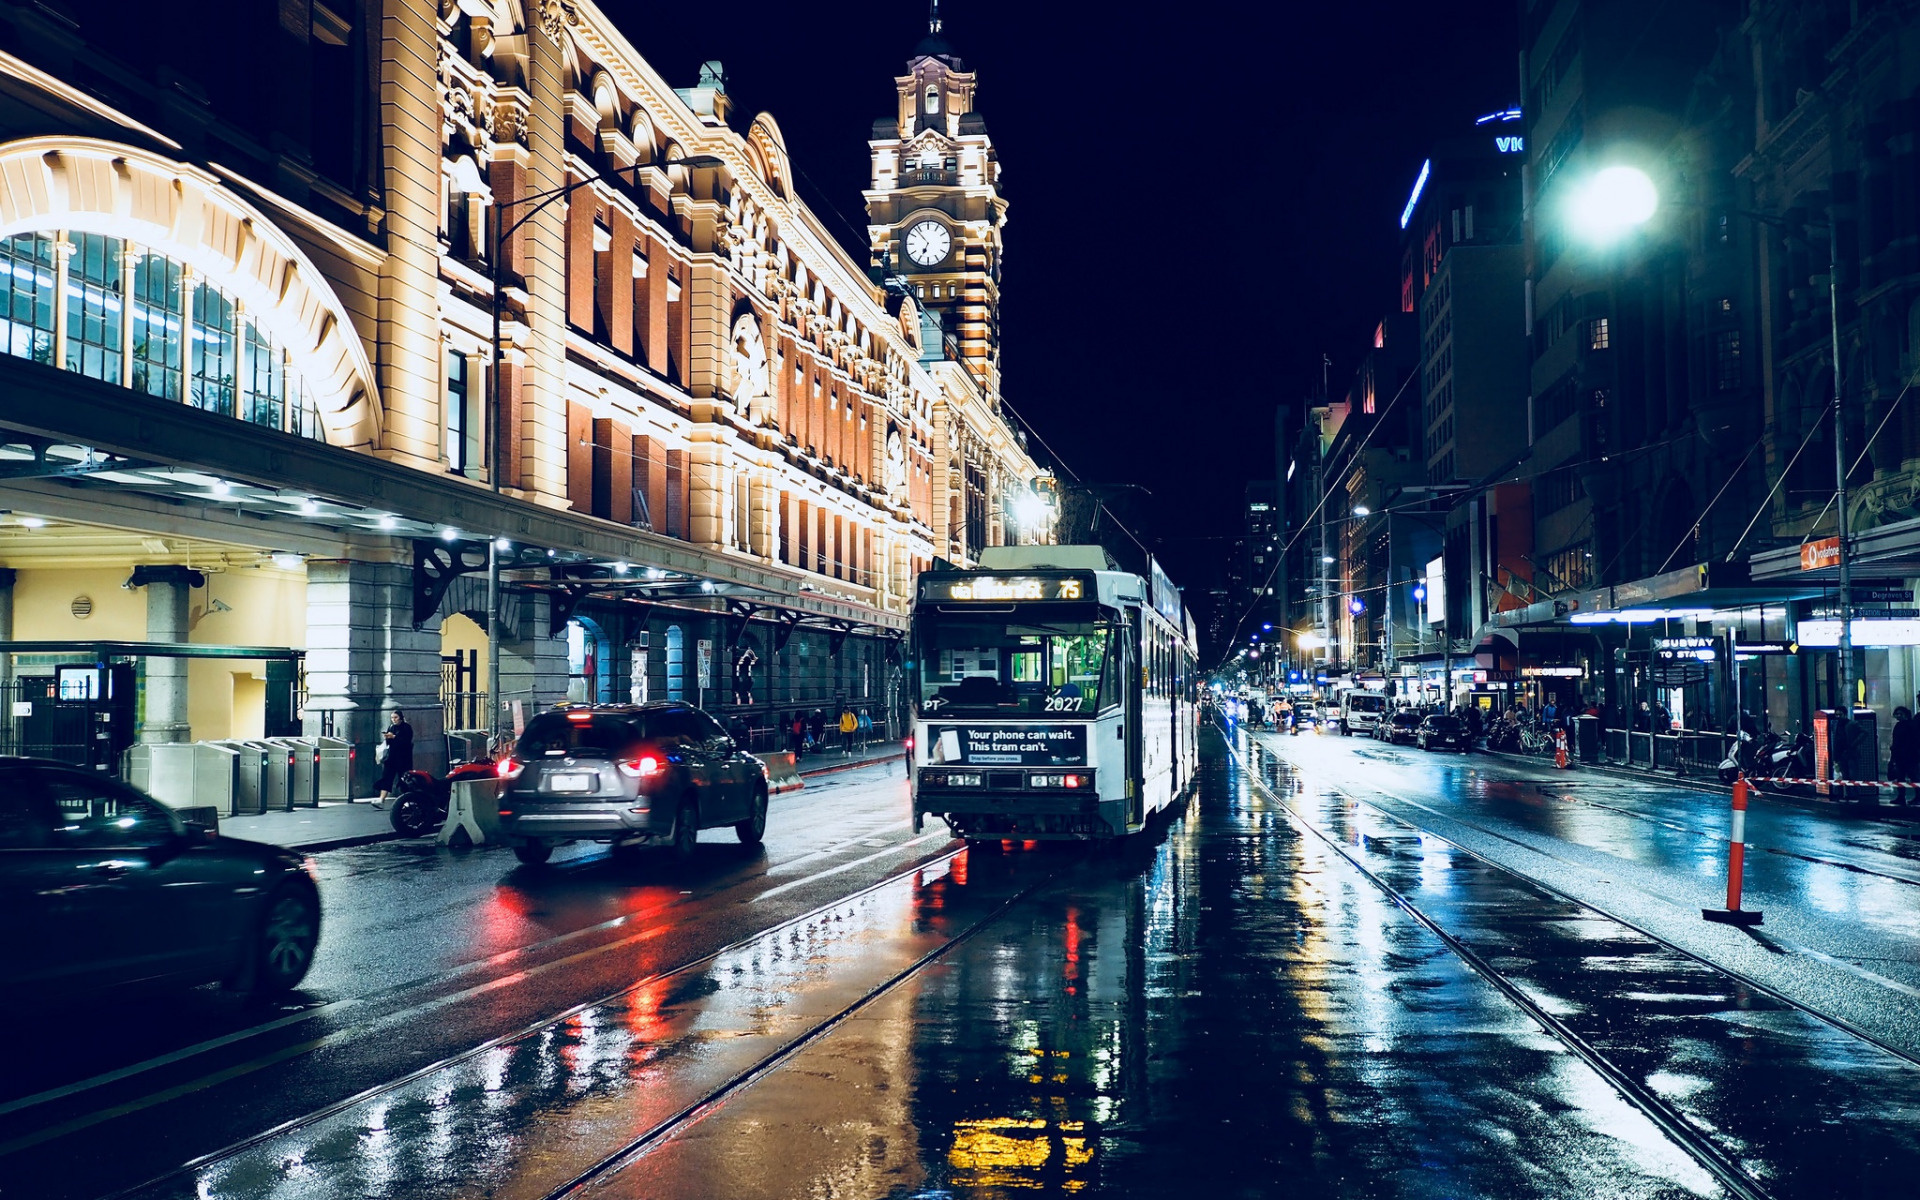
[917,615,1118,716]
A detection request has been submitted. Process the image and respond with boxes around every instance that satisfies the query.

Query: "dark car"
[1380,710,1424,745]
[1417,714,1470,752]
[0,758,321,1005]
[497,703,770,867]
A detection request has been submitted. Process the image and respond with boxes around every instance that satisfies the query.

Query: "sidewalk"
[794,741,906,777]
[219,800,395,852]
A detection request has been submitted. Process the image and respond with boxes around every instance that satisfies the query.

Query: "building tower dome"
[914,0,957,61]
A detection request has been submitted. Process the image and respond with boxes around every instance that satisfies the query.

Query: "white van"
[1338,689,1388,736]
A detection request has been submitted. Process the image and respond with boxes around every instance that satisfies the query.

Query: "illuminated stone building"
[0,0,1041,795]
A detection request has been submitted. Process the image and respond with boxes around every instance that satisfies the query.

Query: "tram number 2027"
[1044,695,1085,712]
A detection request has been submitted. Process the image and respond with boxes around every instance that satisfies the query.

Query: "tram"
[908,545,1200,843]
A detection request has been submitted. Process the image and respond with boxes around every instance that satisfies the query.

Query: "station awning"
[0,353,908,633]
[1751,513,1920,585]
[0,641,303,659]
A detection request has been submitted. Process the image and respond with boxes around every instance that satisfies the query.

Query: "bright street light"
[1011,490,1052,530]
[1296,632,1328,651]
[1352,505,1370,517]
[1321,555,1336,564]
[1567,165,1658,243]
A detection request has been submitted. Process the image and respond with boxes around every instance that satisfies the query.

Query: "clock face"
[904,220,951,267]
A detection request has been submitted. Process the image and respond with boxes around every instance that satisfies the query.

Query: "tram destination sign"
[921,575,1089,603]
[931,724,1088,766]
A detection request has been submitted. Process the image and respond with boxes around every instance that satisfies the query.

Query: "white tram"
[909,546,1200,843]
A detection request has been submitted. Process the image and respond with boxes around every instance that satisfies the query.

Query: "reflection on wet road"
[16,730,1920,1198]
[591,731,1737,1199]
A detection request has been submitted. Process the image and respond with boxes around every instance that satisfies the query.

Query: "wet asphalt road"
[8,728,1920,1198]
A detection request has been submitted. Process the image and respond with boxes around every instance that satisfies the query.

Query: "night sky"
[604,0,1518,592]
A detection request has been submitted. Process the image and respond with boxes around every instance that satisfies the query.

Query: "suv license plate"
[549,773,594,793]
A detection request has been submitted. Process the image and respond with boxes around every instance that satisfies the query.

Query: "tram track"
[1229,734,1781,1200]
[0,806,939,1131]
[1302,750,1920,1067]
[85,840,1067,1200]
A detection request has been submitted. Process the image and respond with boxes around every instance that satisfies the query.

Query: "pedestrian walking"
[374,708,414,806]
[838,705,858,756]
[787,711,806,757]
[1889,707,1919,806]
[808,708,826,753]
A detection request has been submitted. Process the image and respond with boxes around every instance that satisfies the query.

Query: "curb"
[798,751,905,779]
[246,829,406,854]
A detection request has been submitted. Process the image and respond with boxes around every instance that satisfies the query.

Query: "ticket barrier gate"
[244,740,297,812]
[315,736,352,800]
[123,742,237,826]
[263,737,322,807]
[210,740,269,815]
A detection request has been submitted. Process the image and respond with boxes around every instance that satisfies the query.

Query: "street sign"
[1651,661,1709,686]
[1847,579,1913,603]
[696,639,713,688]
[1732,640,1796,656]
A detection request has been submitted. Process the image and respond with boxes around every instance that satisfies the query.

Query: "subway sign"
[920,574,1089,603]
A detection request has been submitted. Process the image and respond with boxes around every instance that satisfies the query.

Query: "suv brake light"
[497,757,523,779]
[617,755,662,778]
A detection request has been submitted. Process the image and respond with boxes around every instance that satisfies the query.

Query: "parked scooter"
[1717,730,1758,784]
[389,742,509,837]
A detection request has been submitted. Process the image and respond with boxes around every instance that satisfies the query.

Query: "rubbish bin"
[1574,714,1600,764]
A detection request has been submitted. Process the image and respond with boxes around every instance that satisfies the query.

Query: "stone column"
[497,592,569,728]
[132,566,198,744]
[304,560,445,795]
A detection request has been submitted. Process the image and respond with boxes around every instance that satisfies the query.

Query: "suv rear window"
[517,712,648,759]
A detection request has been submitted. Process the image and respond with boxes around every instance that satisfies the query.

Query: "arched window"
[0,228,319,437]
[925,84,939,113]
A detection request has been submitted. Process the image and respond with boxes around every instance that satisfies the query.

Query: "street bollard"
[1554,728,1569,770]
[1703,774,1764,926]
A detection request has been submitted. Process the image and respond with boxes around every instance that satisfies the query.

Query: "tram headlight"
[924,770,984,788]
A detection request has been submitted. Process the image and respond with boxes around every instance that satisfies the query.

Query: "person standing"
[1888,707,1919,806]
[838,705,858,756]
[808,708,826,753]
[374,708,414,806]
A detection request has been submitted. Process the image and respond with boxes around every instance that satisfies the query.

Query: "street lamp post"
[482,153,723,741]
[1566,164,1854,716]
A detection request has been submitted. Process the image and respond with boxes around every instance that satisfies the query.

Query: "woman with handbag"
[375,709,414,806]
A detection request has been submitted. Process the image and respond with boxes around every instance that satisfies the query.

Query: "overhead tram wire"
[995,394,1155,560]
[1792,378,1912,549]
[1722,399,1837,563]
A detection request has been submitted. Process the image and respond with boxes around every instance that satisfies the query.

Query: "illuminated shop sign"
[1797,619,1920,648]
[922,576,1087,602]
[1652,636,1717,662]
[1522,666,1585,677]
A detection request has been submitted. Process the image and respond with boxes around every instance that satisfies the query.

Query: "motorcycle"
[389,755,507,837]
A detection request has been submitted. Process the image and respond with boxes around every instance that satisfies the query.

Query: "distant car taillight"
[617,755,662,778]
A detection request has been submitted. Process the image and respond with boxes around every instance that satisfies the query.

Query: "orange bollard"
[1703,774,1764,926]
[1554,728,1569,769]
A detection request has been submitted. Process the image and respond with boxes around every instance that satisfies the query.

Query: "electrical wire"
[1654,434,1763,575]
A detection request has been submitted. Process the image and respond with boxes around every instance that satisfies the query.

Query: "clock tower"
[865,2,1007,400]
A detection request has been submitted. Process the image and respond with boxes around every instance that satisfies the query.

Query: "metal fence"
[1596,726,1735,776]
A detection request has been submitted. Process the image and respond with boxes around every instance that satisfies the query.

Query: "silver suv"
[497,704,769,867]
